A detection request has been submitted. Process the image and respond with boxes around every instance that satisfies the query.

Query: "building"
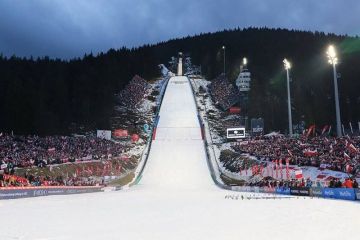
[235,68,251,92]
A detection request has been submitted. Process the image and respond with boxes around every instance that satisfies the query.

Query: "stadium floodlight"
[243,57,247,66]
[222,46,226,75]
[283,58,291,70]
[283,58,293,136]
[327,45,342,137]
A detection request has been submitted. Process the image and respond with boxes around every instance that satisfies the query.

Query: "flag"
[345,164,352,173]
[303,149,318,157]
[287,150,293,157]
[306,125,316,137]
[48,147,56,152]
[295,169,303,179]
[348,143,359,153]
[285,158,290,180]
[321,125,329,135]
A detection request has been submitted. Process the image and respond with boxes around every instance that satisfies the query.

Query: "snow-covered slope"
[140,76,215,190]
[0,76,359,240]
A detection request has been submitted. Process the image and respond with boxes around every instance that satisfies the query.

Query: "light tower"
[222,46,226,75]
[326,45,342,137]
[283,58,293,136]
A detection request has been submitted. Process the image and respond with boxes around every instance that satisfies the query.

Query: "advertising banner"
[97,130,112,140]
[322,188,356,201]
[290,187,310,196]
[310,187,323,197]
[0,186,103,200]
[113,129,129,138]
[322,188,336,199]
[275,187,291,195]
[263,187,276,193]
[355,189,360,201]
[335,188,356,200]
[226,128,246,139]
[251,118,264,136]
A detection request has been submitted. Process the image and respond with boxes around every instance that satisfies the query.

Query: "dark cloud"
[0,0,359,59]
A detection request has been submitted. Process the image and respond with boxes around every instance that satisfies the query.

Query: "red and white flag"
[348,143,359,153]
[287,149,293,157]
[344,152,351,161]
[345,164,352,173]
[295,169,303,179]
[285,158,290,180]
[306,125,316,137]
[321,125,329,135]
[303,149,318,157]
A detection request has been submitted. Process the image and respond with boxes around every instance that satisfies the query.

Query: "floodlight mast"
[283,58,293,136]
[327,45,342,137]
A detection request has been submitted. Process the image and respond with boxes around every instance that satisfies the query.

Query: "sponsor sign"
[227,128,246,139]
[113,129,129,138]
[311,187,323,197]
[97,130,112,140]
[290,187,310,196]
[276,187,291,195]
[0,187,102,200]
[229,107,241,114]
[336,188,355,200]
[356,189,360,201]
[251,118,264,136]
[323,188,336,198]
[263,187,276,193]
[323,188,356,201]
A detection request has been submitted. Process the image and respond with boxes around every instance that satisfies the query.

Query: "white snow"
[0,76,359,240]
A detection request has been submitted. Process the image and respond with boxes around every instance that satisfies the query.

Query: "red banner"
[229,107,241,114]
[113,129,128,138]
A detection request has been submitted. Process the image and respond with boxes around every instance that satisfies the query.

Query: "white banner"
[97,130,112,140]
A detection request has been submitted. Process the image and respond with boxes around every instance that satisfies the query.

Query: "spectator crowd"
[232,135,360,175]
[117,75,150,108]
[0,133,126,175]
[208,74,240,111]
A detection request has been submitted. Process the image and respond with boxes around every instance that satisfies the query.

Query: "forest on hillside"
[1,27,360,134]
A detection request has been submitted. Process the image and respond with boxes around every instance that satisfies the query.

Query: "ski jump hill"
[0,76,359,240]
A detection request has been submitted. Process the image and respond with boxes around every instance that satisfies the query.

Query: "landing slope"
[140,76,215,190]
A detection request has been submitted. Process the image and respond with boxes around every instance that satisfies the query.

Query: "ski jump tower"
[177,52,183,76]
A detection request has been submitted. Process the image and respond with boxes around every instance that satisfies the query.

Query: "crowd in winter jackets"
[0,173,101,188]
[232,135,360,176]
[117,75,150,108]
[208,74,240,110]
[0,133,125,173]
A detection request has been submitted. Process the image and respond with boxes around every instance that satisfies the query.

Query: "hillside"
[1,27,359,134]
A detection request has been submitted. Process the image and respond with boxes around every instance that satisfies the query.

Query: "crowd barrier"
[0,186,103,200]
[229,186,360,201]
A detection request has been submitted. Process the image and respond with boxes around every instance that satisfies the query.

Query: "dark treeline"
[1,27,360,134]
[0,48,160,135]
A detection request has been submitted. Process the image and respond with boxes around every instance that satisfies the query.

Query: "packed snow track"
[0,76,359,240]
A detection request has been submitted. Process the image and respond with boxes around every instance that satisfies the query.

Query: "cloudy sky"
[0,0,359,59]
